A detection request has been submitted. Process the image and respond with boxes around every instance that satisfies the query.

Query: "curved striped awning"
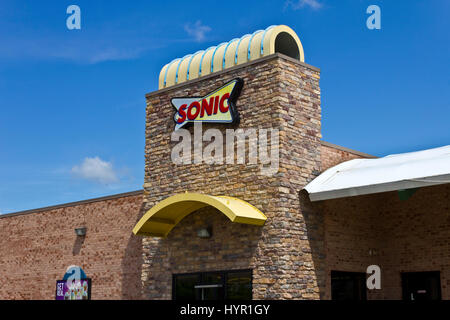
[159,25,304,88]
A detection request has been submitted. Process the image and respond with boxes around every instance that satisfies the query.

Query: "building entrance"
[402,271,441,300]
[173,269,252,300]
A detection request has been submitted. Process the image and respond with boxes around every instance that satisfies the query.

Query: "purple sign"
[55,279,91,300]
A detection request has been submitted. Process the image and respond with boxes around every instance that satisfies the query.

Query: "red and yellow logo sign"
[172,78,243,130]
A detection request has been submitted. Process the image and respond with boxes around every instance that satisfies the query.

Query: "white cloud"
[48,44,145,64]
[85,47,144,64]
[285,0,323,10]
[0,36,150,64]
[71,157,118,184]
[184,20,212,42]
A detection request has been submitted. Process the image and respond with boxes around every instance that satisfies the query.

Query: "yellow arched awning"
[132,193,267,237]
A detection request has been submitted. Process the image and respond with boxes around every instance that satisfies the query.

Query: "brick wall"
[142,53,324,299]
[320,141,376,171]
[319,192,384,300]
[319,184,450,299]
[0,192,144,300]
[378,184,450,299]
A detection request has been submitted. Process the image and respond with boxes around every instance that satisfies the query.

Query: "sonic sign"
[172,78,243,130]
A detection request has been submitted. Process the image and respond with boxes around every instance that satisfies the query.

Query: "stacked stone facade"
[141,53,323,299]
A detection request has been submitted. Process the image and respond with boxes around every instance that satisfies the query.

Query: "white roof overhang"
[304,145,450,201]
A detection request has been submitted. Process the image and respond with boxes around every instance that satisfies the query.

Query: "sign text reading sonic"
[172,78,243,130]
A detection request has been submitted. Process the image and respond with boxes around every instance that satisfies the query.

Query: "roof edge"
[0,190,144,219]
[321,140,377,159]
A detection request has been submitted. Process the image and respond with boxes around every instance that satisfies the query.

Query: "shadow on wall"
[299,189,327,300]
[72,235,85,255]
[120,201,146,299]
[141,237,172,300]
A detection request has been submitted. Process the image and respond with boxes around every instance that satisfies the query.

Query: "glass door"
[173,269,252,300]
[195,272,223,300]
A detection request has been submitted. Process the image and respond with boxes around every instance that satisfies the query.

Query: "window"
[173,269,252,300]
[174,273,201,300]
[331,271,367,300]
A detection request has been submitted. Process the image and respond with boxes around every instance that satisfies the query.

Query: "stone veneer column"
[140,54,324,299]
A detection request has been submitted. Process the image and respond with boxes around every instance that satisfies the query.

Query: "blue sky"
[0,0,449,213]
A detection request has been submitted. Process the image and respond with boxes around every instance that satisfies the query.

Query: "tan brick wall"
[142,54,324,299]
[319,193,384,300]
[320,142,375,171]
[0,193,144,300]
[319,184,450,300]
[378,184,450,299]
